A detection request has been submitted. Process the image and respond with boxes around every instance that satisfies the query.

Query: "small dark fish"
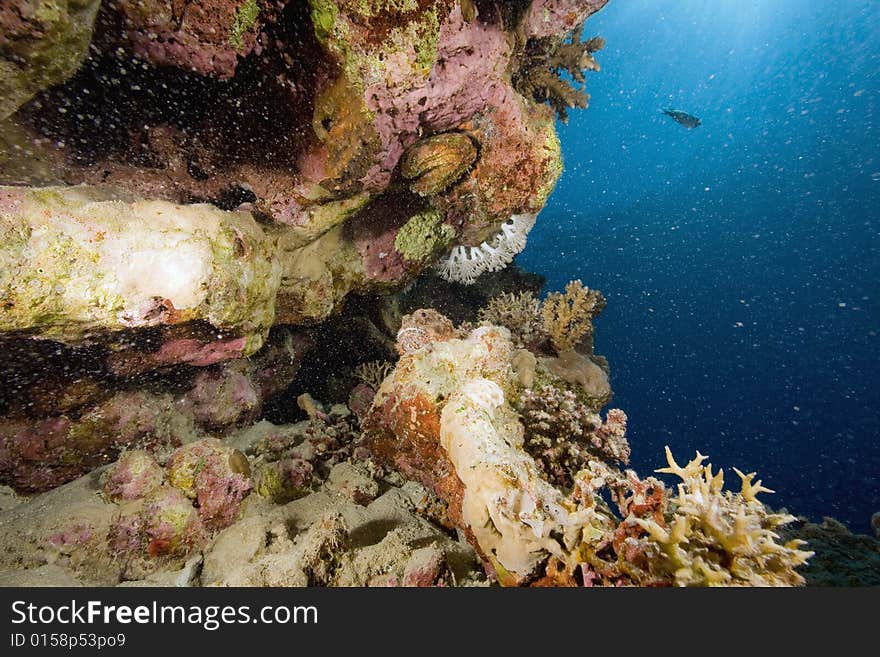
[661,108,701,129]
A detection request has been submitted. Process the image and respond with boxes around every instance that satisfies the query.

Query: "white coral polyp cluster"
[435,213,537,285]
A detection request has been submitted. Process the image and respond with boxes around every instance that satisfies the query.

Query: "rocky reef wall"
[0,0,610,492]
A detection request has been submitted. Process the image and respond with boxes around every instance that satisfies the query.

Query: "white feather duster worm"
[435,212,538,285]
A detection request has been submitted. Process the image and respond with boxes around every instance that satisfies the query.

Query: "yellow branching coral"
[636,447,814,586]
[513,22,606,123]
[733,467,775,503]
[541,279,606,352]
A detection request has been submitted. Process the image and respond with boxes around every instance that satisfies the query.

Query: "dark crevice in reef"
[263,264,547,424]
[264,295,400,424]
[19,0,334,206]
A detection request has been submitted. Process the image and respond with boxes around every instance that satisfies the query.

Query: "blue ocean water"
[519,0,880,532]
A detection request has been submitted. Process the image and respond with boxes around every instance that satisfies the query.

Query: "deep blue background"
[519,0,880,531]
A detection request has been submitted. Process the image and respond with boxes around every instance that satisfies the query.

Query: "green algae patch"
[229,0,261,50]
[1,0,102,120]
[394,208,453,263]
[534,126,563,208]
[309,0,342,44]
[0,186,281,344]
[413,7,441,73]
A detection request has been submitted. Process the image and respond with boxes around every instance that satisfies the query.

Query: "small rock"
[402,545,446,587]
[327,462,379,506]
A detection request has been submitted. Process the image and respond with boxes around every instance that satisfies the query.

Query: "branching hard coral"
[249,403,364,504]
[541,279,606,352]
[513,22,605,122]
[478,291,543,348]
[518,385,629,489]
[354,360,395,391]
[634,447,814,586]
[435,213,537,285]
[574,449,814,587]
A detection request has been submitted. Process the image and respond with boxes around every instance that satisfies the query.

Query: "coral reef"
[0,405,488,587]
[3,0,588,272]
[393,209,455,266]
[364,297,812,586]
[397,264,546,327]
[353,360,395,391]
[0,1,847,590]
[0,3,611,487]
[478,290,543,348]
[520,0,609,40]
[0,327,309,493]
[615,449,812,586]
[96,0,274,79]
[0,0,597,354]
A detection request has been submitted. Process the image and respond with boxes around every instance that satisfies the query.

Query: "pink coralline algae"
[48,523,94,551]
[165,438,252,531]
[348,383,376,423]
[101,450,165,502]
[108,486,207,558]
[352,195,413,283]
[110,0,270,79]
[360,4,514,190]
[0,393,190,494]
[184,362,261,429]
[107,333,250,376]
[102,441,250,560]
[522,0,609,39]
[0,327,308,494]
